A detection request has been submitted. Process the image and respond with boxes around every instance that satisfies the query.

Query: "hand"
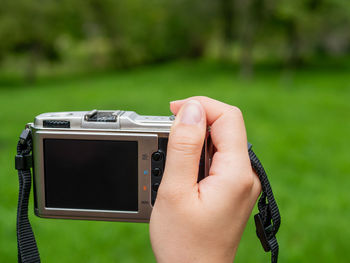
[149,96,261,263]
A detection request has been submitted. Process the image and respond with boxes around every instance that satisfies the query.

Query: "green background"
[1,60,349,262]
[2,0,350,261]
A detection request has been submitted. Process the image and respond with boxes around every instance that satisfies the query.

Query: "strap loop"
[15,154,33,170]
[254,213,273,252]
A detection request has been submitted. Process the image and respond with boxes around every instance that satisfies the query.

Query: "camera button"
[152,183,160,192]
[152,151,163,162]
[152,168,162,177]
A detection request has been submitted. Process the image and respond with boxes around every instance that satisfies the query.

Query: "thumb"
[161,100,206,193]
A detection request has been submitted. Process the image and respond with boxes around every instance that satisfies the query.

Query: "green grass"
[1,60,349,262]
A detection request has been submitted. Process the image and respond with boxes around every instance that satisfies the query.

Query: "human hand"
[149,96,261,263]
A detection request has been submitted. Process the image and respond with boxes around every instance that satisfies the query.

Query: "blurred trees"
[0,0,349,80]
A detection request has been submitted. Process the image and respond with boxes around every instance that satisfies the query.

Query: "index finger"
[170,96,247,154]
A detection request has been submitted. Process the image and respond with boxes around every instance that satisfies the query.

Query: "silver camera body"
[29,110,209,223]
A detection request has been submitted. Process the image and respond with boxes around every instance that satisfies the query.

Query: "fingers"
[170,96,247,154]
[170,97,233,125]
[160,100,207,193]
[170,97,253,196]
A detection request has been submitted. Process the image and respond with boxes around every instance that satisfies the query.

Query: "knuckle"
[239,174,255,193]
[198,95,210,101]
[252,172,262,196]
[227,106,243,119]
[254,179,262,197]
[192,95,209,101]
[169,129,202,155]
[170,139,201,156]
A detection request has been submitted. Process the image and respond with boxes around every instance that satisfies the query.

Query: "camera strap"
[14,128,280,263]
[248,143,281,263]
[15,128,40,263]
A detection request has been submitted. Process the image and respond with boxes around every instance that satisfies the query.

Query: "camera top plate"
[32,110,174,132]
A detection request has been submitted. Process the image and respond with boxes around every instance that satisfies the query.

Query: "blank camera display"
[43,139,138,211]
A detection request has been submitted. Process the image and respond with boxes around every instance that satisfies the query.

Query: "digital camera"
[29,110,210,223]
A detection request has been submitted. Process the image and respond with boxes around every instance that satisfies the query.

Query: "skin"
[149,96,261,263]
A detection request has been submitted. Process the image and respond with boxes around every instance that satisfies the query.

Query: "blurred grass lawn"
[0,60,349,262]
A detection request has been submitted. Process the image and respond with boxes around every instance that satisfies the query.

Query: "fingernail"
[180,100,202,125]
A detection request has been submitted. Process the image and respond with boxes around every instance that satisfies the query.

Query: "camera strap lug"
[15,128,41,263]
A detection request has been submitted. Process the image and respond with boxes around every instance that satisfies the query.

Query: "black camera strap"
[14,128,280,263]
[15,128,40,263]
[248,143,281,263]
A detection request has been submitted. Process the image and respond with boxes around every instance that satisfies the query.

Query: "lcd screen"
[43,139,138,211]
